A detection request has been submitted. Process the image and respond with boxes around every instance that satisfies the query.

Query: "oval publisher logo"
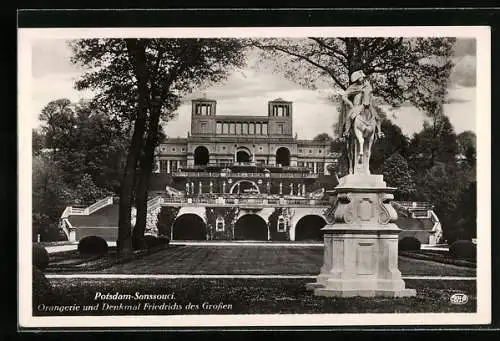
[450,293,469,305]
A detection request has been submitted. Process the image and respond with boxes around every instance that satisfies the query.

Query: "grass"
[84,245,474,277]
[35,277,476,316]
[400,249,476,268]
[47,246,163,272]
[38,241,76,247]
[46,245,477,277]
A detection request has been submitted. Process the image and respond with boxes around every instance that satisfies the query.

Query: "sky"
[30,38,477,139]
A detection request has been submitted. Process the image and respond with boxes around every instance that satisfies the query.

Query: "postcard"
[18,25,491,329]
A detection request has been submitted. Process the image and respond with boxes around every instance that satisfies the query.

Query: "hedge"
[33,244,50,271]
[78,236,108,256]
[398,236,421,251]
[33,266,53,306]
[449,240,476,259]
[144,235,169,249]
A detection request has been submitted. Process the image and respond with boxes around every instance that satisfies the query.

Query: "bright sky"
[30,38,477,139]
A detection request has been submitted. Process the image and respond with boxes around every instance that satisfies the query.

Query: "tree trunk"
[132,103,161,249]
[117,39,149,256]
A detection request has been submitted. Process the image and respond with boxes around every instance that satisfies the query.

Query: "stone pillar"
[185,182,189,195]
[222,181,226,194]
[279,182,283,195]
[177,160,181,171]
[191,182,194,195]
[167,160,171,173]
[302,183,306,197]
[209,181,213,194]
[290,183,293,195]
[313,162,317,174]
[198,181,202,195]
[306,174,416,298]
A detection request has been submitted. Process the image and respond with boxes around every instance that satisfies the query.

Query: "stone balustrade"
[172,171,319,179]
[152,195,329,207]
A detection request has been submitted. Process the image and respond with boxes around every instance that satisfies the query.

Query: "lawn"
[84,245,475,277]
[35,277,476,316]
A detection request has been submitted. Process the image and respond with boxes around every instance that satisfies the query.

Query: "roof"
[192,98,216,102]
[270,98,292,103]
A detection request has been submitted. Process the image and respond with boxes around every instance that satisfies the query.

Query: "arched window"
[276,147,290,167]
[277,215,286,232]
[194,146,209,165]
[236,150,251,162]
[216,216,225,232]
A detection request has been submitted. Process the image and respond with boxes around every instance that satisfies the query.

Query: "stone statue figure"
[341,70,384,175]
[307,71,415,299]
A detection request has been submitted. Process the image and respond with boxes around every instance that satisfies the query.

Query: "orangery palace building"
[60,98,442,244]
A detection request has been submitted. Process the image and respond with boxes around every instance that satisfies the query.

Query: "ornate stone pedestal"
[306,174,416,297]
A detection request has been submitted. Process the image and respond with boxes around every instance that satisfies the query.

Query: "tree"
[457,130,476,167]
[408,114,459,171]
[71,38,245,253]
[74,174,113,206]
[37,99,129,193]
[32,155,75,241]
[453,181,477,240]
[253,37,455,114]
[312,133,334,142]
[381,153,416,200]
[32,129,45,156]
[370,117,410,174]
[413,163,471,242]
[253,38,454,177]
[38,98,77,156]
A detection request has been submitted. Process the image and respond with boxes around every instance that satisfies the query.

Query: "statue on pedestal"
[306,71,415,298]
[340,70,384,175]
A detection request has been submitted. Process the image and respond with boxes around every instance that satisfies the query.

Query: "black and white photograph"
[18,25,491,328]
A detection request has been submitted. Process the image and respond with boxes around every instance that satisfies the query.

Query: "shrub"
[78,236,108,255]
[33,266,53,306]
[33,244,50,270]
[157,235,170,246]
[398,237,421,251]
[144,235,158,248]
[144,235,169,249]
[449,240,476,259]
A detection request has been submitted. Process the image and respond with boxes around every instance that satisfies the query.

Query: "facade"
[148,98,341,241]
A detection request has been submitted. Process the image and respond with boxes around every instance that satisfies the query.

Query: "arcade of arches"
[294,215,327,241]
[193,145,294,166]
[169,212,326,242]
